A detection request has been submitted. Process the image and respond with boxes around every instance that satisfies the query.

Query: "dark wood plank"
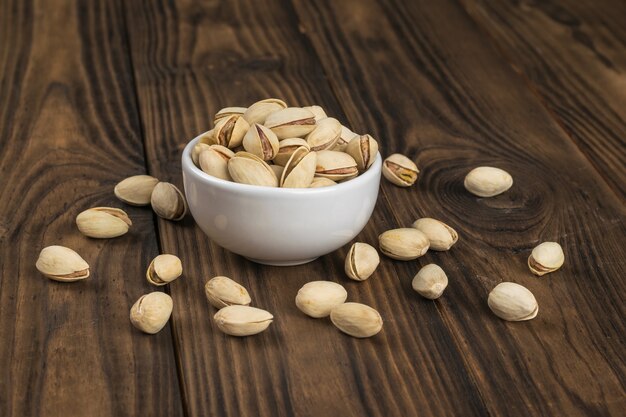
[122,1,493,416]
[289,0,626,416]
[0,1,184,416]
[459,0,626,201]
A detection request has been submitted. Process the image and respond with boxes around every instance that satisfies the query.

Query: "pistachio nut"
[273,138,309,166]
[36,245,90,282]
[146,254,183,286]
[264,107,316,139]
[114,175,159,206]
[309,177,337,188]
[345,134,378,172]
[333,125,358,152]
[213,305,273,336]
[382,153,419,187]
[330,302,383,338]
[150,182,187,221]
[130,292,173,334]
[198,129,216,146]
[488,282,538,321]
[412,264,448,299]
[411,218,458,251]
[302,105,327,121]
[204,276,252,309]
[191,143,212,166]
[243,98,287,125]
[305,117,341,151]
[528,242,564,276]
[345,242,380,281]
[295,281,347,318]
[228,151,278,187]
[213,115,250,149]
[314,150,359,181]
[270,164,285,179]
[76,207,132,238]
[280,147,317,188]
[464,167,513,197]
[378,228,430,260]
[214,106,247,125]
[198,145,235,181]
[242,123,279,161]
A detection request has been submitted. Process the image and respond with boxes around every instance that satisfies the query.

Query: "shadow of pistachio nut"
[464,166,513,197]
[198,145,235,181]
[309,177,336,188]
[264,107,316,139]
[378,228,430,260]
[76,207,131,238]
[243,123,279,161]
[330,302,383,338]
[280,147,317,188]
[213,305,273,336]
[302,105,327,121]
[488,282,538,321]
[332,125,358,152]
[213,114,250,149]
[146,254,183,286]
[412,264,448,299]
[114,175,159,206]
[214,106,247,126]
[130,292,173,334]
[528,242,564,276]
[314,150,359,181]
[243,98,287,125]
[295,281,348,318]
[382,153,419,187]
[345,242,380,281]
[150,182,187,221]
[273,138,309,166]
[204,276,252,309]
[412,218,458,251]
[36,245,90,282]
[305,117,342,151]
[228,151,278,187]
[345,134,379,172]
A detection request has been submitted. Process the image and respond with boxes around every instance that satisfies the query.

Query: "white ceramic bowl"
[182,136,381,266]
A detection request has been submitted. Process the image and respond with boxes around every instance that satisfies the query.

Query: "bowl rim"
[182,135,382,196]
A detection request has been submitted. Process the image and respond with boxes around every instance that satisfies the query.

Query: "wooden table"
[1,0,624,416]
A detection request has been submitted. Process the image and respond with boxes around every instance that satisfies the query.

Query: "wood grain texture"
[0,1,183,416]
[460,0,626,200]
[290,0,626,415]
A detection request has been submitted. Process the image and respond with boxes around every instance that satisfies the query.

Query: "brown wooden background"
[1,0,624,416]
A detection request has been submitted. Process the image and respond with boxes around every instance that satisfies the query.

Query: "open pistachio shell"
[36,245,90,282]
[242,123,279,161]
[214,106,247,125]
[528,242,564,276]
[130,292,173,334]
[382,153,419,187]
[191,143,212,166]
[213,115,250,149]
[302,105,327,121]
[280,147,317,188]
[314,150,359,181]
[151,182,188,221]
[412,218,458,251]
[345,134,379,172]
[146,254,183,286]
[305,117,341,151]
[333,125,358,152]
[198,145,235,181]
[213,305,273,336]
[204,276,252,309]
[488,282,538,321]
[345,242,380,281]
[243,98,287,125]
[378,228,430,260]
[228,151,278,187]
[273,138,309,166]
[264,107,316,139]
[198,129,216,146]
[76,207,132,238]
[114,175,159,206]
[412,264,448,299]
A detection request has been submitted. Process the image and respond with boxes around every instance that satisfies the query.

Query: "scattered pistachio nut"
[146,254,183,286]
[303,105,327,121]
[382,153,419,187]
[295,281,347,318]
[345,242,380,281]
[309,177,337,188]
[488,282,538,321]
[214,106,247,125]
[378,228,430,260]
[36,245,90,282]
[330,302,383,338]
[114,175,159,206]
[228,151,278,187]
[464,167,513,197]
[315,150,359,181]
[204,276,252,309]
[213,305,273,336]
[242,123,279,161]
[412,218,458,251]
[130,292,173,334]
[76,207,132,238]
[345,134,378,172]
[199,145,235,181]
[213,114,250,149]
[264,107,316,139]
[274,138,310,166]
[305,117,341,151]
[412,264,448,299]
[243,98,287,125]
[280,147,317,188]
[528,242,564,276]
[151,182,188,221]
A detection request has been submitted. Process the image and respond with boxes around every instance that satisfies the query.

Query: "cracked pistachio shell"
[330,302,383,338]
[192,143,212,166]
[464,167,513,197]
[151,182,187,221]
[280,147,317,188]
[242,123,280,161]
[199,145,235,181]
[379,228,430,260]
[214,106,247,125]
[114,175,159,206]
[270,164,285,179]
[412,264,448,299]
[333,125,358,152]
[345,242,380,281]
[305,117,341,151]
[488,282,538,321]
[130,292,173,334]
[198,129,216,146]
[213,305,273,336]
[243,98,287,125]
[273,138,309,166]
[345,134,379,172]
[412,218,458,251]
[228,151,278,187]
[264,107,316,139]
[382,153,419,187]
[146,254,182,286]
[295,281,348,318]
[76,207,132,238]
[204,276,252,309]
[302,105,327,121]
[213,115,250,149]
[314,150,359,181]
[36,245,90,282]
[528,242,564,276]
[309,177,336,188]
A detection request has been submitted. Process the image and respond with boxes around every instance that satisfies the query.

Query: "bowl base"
[245,257,319,266]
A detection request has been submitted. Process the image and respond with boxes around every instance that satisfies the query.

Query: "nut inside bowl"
[182,136,382,266]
